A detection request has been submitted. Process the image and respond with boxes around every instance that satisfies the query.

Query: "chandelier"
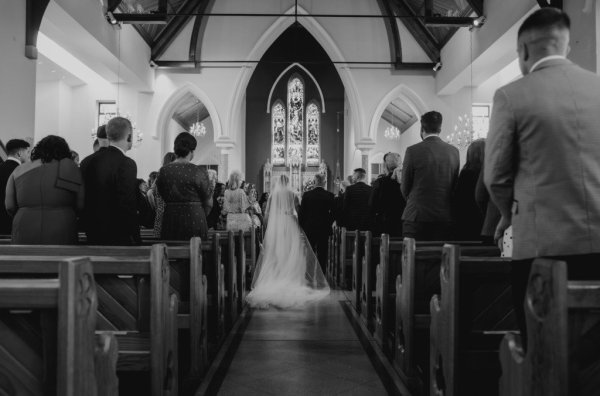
[446,113,474,150]
[189,121,206,137]
[384,125,400,140]
[189,100,207,137]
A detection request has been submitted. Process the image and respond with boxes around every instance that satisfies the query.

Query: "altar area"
[262,159,328,194]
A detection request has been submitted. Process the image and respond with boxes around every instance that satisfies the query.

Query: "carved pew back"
[499,258,600,396]
[339,228,357,290]
[352,231,367,311]
[0,258,118,396]
[430,244,515,396]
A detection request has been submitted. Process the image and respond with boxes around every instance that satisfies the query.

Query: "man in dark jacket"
[0,139,30,235]
[341,168,372,231]
[401,111,459,240]
[369,152,405,237]
[80,117,140,245]
[299,173,334,273]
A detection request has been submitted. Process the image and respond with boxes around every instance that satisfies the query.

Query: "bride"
[246,174,330,309]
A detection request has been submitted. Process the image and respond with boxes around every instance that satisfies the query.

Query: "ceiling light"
[472,16,486,28]
[433,62,442,72]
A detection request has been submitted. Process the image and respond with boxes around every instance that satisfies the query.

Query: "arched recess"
[154,82,222,152]
[266,63,326,114]
[225,5,365,146]
[368,84,428,141]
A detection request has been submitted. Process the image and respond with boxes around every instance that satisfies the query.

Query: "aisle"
[216,291,389,395]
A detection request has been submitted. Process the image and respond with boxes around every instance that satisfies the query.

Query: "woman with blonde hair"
[222,170,252,231]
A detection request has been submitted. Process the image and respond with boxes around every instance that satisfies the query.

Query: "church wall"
[0,0,36,143]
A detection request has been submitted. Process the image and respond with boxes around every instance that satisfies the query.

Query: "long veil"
[246,175,330,309]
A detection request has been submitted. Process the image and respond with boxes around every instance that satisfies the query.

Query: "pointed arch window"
[305,101,320,166]
[287,76,304,165]
[271,100,286,165]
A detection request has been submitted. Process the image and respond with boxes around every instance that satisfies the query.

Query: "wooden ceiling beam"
[465,0,484,16]
[152,0,202,61]
[376,0,403,68]
[189,0,212,63]
[391,0,440,62]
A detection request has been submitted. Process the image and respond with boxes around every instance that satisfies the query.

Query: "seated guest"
[223,171,252,232]
[81,116,140,245]
[157,132,212,240]
[246,183,263,229]
[369,152,405,237]
[153,152,176,237]
[452,139,485,240]
[401,111,459,240]
[6,135,83,244]
[341,168,372,231]
[0,139,30,235]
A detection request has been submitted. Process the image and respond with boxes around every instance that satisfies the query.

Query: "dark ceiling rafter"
[377,0,403,67]
[107,0,122,14]
[465,0,484,16]
[188,0,213,64]
[152,0,206,61]
[537,0,563,9]
[390,0,440,62]
[25,0,50,59]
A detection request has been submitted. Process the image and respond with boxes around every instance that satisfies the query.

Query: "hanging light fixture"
[189,100,207,137]
[384,107,400,140]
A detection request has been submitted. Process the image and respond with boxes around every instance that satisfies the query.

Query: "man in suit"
[341,168,372,231]
[369,152,406,237]
[485,8,600,347]
[401,111,459,240]
[81,117,140,245]
[0,139,30,235]
[299,173,334,273]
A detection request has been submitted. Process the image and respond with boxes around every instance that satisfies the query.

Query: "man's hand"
[494,215,511,246]
[391,167,402,181]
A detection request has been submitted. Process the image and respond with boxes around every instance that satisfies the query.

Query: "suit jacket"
[401,136,460,222]
[369,172,406,236]
[485,58,600,259]
[0,159,19,234]
[342,182,373,231]
[475,165,500,238]
[80,146,140,245]
[299,187,334,237]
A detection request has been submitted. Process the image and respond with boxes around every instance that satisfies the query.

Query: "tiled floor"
[217,291,389,395]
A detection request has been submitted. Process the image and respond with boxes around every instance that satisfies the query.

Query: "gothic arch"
[266,63,326,114]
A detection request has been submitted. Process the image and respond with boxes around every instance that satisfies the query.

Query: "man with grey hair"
[369,152,406,236]
[485,7,600,349]
[299,172,334,273]
[81,116,140,245]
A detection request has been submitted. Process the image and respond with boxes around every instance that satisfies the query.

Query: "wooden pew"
[0,247,178,396]
[351,231,366,311]
[0,258,118,395]
[499,258,600,396]
[339,228,357,290]
[328,225,341,287]
[430,244,515,396]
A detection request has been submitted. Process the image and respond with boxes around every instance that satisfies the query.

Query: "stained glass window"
[306,102,320,166]
[271,101,286,165]
[287,77,304,165]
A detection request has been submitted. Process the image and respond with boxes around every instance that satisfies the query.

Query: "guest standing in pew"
[341,168,372,231]
[452,139,485,241]
[0,139,30,236]
[207,182,225,230]
[299,173,334,274]
[81,117,141,245]
[475,162,501,245]
[369,152,405,237]
[6,135,83,244]
[222,171,253,232]
[401,111,460,240]
[156,132,212,240]
[152,152,176,237]
[484,8,600,350]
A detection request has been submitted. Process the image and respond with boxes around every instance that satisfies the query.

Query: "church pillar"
[564,0,599,73]
[355,141,376,182]
[0,1,37,143]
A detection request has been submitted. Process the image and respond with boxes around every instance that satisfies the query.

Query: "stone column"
[564,0,599,72]
[0,1,37,143]
[355,141,375,182]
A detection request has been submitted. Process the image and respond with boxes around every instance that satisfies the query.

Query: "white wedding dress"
[246,175,330,309]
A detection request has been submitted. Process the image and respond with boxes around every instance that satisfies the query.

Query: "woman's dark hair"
[258,192,269,208]
[463,139,485,172]
[163,152,176,165]
[31,135,71,163]
[173,132,197,158]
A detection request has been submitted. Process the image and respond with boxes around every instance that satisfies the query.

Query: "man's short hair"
[314,173,326,186]
[353,168,367,180]
[518,7,570,38]
[6,139,30,156]
[96,125,107,139]
[421,111,443,134]
[106,117,132,142]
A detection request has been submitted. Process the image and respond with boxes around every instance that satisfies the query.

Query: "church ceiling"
[171,92,210,131]
[110,0,480,67]
[382,98,418,133]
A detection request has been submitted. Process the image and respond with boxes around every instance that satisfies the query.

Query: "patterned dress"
[156,162,212,240]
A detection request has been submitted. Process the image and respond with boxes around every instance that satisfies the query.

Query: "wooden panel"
[0,279,58,308]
